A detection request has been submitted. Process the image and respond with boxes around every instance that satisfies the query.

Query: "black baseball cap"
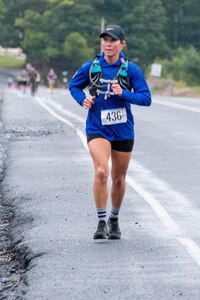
[99,25,126,40]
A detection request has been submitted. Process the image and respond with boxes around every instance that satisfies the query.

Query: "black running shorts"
[87,134,134,152]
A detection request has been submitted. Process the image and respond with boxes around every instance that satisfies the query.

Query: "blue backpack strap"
[88,56,102,96]
[115,58,132,91]
[90,57,101,73]
[118,59,129,77]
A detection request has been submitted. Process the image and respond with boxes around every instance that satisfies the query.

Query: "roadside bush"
[162,47,200,86]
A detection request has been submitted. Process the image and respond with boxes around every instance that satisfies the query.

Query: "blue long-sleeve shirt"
[69,52,151,141]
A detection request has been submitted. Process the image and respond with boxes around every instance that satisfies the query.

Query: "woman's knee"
[95,166,108,183]
[112,175,125,187]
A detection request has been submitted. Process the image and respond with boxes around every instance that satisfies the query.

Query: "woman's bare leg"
[111,150,132,209]
[88,138,111,208]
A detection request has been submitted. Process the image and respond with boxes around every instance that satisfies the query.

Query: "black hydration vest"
[88,56,132,97]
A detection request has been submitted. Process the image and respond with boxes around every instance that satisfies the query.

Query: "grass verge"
[0,55,25,68]
[192,86,200,97]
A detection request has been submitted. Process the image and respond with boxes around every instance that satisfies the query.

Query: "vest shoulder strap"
[117,59,129,77]
[88,56,102,96]
[116,58,131,91]
[90,57,101,74]
[89,56,131,96]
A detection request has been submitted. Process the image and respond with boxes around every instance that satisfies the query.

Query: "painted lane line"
[126,174,200,266]
[178,237,200,266]
[126,175,181,233]
[12,90,24,98]
[76,128,88,150]
[153,98,200,113]
[36,96,200,267]
[42,97,85,123]
[128,159,194,210]
[35,96,74,128]
[36,96,88,151]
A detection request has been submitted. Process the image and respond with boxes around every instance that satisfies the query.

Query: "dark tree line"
[0,0,199,78]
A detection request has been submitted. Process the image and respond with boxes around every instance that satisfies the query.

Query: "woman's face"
[102,35,126,60]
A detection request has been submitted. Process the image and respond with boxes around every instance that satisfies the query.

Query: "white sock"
[97,208,106,221]
[110,206,120,219]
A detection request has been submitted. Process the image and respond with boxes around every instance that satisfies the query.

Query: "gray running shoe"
[107,217,121,239]
[93,220,108,239]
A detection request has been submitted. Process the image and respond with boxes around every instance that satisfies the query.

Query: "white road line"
[126,174,200,266]
[36,96,200,267]
[35,96,74,128]
[42,97,85,123]
[153,98,200,113]
[126,175,181,232]
[11,89,31,99]
[178,237,200,266]
[76,128,88,150]
[14,91,24,98]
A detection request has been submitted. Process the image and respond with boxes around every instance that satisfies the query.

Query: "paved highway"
[0,85,200,299]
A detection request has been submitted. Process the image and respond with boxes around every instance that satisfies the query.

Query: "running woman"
[69,25,151,239]
[47,68,57,94]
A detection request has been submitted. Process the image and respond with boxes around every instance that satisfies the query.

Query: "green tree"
[93,0,167,71]
[0,0,20,46]
[3,0,200,81]
[126,0,167,70]
[162,47,200,86]
[161,0,200,49]
[64,32,94,74]
[14,0,96,68]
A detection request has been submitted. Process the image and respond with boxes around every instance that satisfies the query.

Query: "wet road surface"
[0,85,200,299]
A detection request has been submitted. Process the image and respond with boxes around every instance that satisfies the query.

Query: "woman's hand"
[111,82,123,96]
[83,95,95,109]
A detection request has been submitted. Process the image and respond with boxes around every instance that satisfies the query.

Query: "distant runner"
[16,69,28,93]
[47,68,57,94]
[28,67,38,96]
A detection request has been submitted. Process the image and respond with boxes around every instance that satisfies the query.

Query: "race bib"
[101,107,127,125]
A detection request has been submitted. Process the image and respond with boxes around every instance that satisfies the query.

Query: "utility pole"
[100,17,105,53]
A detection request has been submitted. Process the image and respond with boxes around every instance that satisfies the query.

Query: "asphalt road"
[0,85,200,299]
